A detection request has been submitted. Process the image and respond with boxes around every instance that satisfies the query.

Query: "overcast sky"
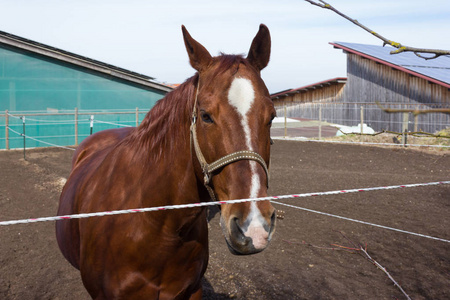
[1,0,449,93]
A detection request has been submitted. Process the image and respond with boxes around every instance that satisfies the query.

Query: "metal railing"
[275,102,449,134]
[2,104,449,150]
[273,102,450,147]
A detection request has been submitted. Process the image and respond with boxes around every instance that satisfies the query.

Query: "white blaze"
[228,77,268,249]
[228,77,255,151]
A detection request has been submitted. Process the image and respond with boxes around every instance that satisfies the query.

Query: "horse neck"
[124,75,202,206]
[133,75,197,160]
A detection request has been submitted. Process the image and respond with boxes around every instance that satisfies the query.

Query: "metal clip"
[203,170,211,185]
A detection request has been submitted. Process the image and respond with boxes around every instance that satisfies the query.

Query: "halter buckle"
[203,167,211,185]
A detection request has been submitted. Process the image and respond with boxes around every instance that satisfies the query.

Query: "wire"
[272,201,450,243]
[7,128,76,151]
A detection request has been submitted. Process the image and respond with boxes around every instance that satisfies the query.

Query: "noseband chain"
[190,83,269,202]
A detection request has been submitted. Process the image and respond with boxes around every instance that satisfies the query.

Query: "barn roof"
[331,42,450,89]
[0,30,172,93]
[271,77,347,99]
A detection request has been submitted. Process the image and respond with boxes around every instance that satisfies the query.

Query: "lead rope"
[190,82,270,202]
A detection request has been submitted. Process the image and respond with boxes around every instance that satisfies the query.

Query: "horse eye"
[268,115,275,126]
[201,111,214,124]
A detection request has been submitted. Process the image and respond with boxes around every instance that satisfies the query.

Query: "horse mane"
[126,54,250,160]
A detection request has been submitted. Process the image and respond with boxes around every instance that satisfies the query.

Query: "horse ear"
[182,25,212,73]
[247,24,271,71]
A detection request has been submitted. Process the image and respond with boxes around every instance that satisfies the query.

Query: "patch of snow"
[272,117,301,124]
[333,123,375,136]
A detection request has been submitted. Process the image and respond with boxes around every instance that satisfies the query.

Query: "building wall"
[344,54,449,106]
[340,54,450,132]
[0,45,166,112]
[274,53,449,133]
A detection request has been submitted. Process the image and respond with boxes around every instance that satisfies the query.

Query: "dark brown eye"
[201,111,214,124]
[268,114,275,126]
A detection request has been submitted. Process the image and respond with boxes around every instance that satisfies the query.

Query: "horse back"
[56,127,134,269]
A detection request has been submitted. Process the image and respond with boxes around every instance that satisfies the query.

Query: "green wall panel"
[0,45,167,149]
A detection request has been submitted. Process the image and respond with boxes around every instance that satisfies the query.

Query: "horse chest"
[92,239,207,299]
[80,214,208,299]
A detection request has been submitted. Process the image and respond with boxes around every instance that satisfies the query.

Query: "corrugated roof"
[0,30,172,93]
[331,42,450,88]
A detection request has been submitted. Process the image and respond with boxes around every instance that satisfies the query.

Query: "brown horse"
[56,24,276,299]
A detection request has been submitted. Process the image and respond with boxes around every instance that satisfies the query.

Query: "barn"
[0,31,172,149]
[272,42,450,134]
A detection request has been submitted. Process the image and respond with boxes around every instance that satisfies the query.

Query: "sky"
[1,0,449,94]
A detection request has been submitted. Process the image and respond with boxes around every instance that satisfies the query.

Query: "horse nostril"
[231,218,244,235]
[269,210,276,234]
[271,211,276,225]
[230,217,251,245]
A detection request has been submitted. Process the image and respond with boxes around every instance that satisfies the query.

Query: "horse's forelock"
[213,54,250,77]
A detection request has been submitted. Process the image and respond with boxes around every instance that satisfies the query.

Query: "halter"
[190,83,269,202]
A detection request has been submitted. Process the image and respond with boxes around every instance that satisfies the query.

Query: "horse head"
[183,25,276,255]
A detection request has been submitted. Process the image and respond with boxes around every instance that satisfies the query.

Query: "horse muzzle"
[220,205,276,255]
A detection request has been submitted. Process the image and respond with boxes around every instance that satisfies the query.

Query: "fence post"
[318,106,322,140]
[360,106,364,142]
[75,107,78,146]
[90,115,94,135]
[414,114,418,133]
[284,103,287,138]
[136,107,139,127]
[402,112,409,147]
[22,116,26,160]
[5,110,9,150]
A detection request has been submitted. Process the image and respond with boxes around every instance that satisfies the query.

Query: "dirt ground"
[0,140,449,299]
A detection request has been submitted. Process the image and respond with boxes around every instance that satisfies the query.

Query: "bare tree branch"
[305,0,450,59]
[284,231,412,300]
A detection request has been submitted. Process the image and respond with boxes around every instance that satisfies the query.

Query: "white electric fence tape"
[1,181,449,244]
